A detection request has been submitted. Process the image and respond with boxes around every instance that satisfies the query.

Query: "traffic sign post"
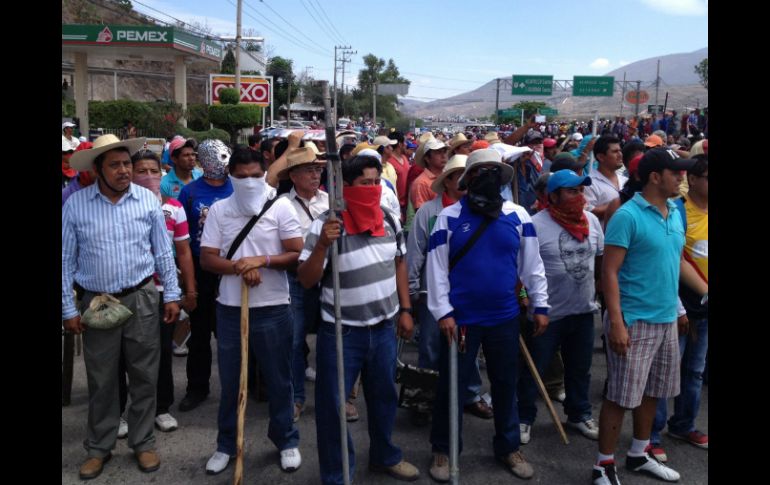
[512,75,553,96]
[573,76,614,97]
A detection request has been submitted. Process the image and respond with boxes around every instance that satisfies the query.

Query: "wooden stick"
[234,281,249,485]
[519,335,569,445]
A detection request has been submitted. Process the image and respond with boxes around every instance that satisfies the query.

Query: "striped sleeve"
[150,203,181,302]
[299,214,329,268]
[61,202,79,320]
[426,211,453,321]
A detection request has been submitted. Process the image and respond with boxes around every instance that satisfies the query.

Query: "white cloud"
[619,60,630,67]
[590,58,611,69]
[641,0,708,16]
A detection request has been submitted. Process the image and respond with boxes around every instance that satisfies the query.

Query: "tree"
[221,49,236,74]
[209,104,262,145]
[354,54,411,125]
[694,58,708,90]
[513,101,548,120]
[267,56,298,117]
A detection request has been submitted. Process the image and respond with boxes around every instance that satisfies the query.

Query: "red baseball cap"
[543,138,557,148]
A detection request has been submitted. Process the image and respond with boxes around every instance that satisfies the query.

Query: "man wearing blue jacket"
[426,149,549,482]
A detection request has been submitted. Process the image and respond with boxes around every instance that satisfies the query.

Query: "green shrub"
[209,104,262,144]
[219,88,240,105]
[186,104,210,131]
[175,125,230,144]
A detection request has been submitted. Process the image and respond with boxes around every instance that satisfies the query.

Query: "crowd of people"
[62,112,708,484]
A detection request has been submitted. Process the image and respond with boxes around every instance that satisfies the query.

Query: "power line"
[130,0,224,40]
[311,0,346,44]
[299,0,341,45]
[232,0,330,58]
[257,0,322,49]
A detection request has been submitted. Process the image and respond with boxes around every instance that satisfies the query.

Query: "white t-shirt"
[530,209,604,321]
[584,168,628,210]
[200,196,302,308]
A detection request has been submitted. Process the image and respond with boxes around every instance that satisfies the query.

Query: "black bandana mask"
[467,169,503,218]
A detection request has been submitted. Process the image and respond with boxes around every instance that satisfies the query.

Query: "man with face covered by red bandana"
[516,169,605,445]
[297,154,420,484]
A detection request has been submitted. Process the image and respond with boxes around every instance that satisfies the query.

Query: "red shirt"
[388,153,410,210]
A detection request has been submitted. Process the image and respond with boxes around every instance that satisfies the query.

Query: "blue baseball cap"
[546,169,592,194]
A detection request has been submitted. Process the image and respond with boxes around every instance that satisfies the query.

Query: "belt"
[79,275,154,298]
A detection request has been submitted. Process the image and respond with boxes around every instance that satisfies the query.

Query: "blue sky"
[131,0,708,101]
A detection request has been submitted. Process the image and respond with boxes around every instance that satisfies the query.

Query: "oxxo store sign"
[210,75,272,106]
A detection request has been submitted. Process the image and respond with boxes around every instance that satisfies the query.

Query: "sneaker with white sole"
[649,443,668,463]
[567,418,599,440]
[626,450,680,481]
[154,413,178,432]
[592,461,622,485]
[117,417,128,439]
[280,448,301,472]
[206,451,231,475]
[667,429,708,449]
[519,423,531,444]
[305,367,316,382]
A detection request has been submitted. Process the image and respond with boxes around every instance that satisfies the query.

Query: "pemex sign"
[211,75,271,106]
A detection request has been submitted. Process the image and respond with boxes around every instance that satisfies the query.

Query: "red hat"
[543,138,557,148]
[628,153,644,177]
[75,141,93,151]
[470,140,490,151]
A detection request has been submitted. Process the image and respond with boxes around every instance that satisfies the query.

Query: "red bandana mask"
[62,161,77,179]
[548,193,589,241]
[342,185,384,236]
[441,192,455,207]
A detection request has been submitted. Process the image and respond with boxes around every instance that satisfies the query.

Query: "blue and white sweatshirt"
[426,197,549,326]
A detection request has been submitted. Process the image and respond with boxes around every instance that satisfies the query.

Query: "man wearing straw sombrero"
[62,134,181,480]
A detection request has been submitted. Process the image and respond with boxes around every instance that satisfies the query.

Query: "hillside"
[401,48,708,119]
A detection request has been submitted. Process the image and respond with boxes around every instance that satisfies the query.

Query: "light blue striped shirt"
[62,182,181,320]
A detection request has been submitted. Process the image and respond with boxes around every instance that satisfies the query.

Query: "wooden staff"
[234,281,249,485]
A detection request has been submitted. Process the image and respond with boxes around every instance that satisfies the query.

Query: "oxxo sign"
[211,75,271,106]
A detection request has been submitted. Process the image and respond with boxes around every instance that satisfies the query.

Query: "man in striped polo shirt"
[298,154,420,485]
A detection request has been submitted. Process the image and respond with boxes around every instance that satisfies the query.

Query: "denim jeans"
[652,317,708,442]
[215,303,299,455]
[288,273,306,405]
[315,320,402,485]
[517,313,595,425]
[430,318,521,458]
[416,295,482,405]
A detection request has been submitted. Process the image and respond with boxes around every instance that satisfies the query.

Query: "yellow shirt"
[382,162,398,198]
[684,199,708,280]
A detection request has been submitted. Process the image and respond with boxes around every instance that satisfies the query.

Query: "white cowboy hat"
[431,154,468,193]
[69,134,146,172]
[457,148,514,187]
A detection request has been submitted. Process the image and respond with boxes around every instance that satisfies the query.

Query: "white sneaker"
[305,367,316,382]
[206,451,231,475]
[626,452,680,481]
[280,447,301,472]
[519,423,531,444]
[567,418,599,440]
[117,417,128,439]
[173,343,189,357]
[154,413,178,432]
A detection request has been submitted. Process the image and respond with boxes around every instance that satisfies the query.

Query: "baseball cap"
[571,133,583,141]
[62,121,76,129]
[546,169,592,194]
[524,130,544,144]
[643,134,665,148]
[550,152,582,173]
[543,138,557,148]
[637,148,696,180]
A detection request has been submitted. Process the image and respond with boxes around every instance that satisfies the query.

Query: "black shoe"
[178,393,207,412]
[592,461,621,485]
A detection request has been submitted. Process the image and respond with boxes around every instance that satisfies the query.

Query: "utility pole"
[634,80,641,118]
[619,71,626,117]
[333,45,351,126]
[340,48,356,118]
[235,0,242,102]
[372,81,378,128]
[654,59,660,109]
[495,78,500,124]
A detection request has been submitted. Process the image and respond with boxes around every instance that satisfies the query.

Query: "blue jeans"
[652,317,708,442]
[517,313,595,425]
[416,295,482,405]
[215,304,299,455]
[430,319,521,457]
[288,273,306,405]
[315,320,402,485]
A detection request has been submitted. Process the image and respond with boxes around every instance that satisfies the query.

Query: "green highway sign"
[512,75,553,96]
[498,109,522,117]
[573,76,614,96]
[538,108,558,116]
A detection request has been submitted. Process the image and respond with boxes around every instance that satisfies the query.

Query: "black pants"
[119,292,174,415]
[185,256,219,398]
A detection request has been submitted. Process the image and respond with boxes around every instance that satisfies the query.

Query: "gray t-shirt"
[530,209,604,321]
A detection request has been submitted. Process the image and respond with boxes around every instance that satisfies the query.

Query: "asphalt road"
[62,316,708,484]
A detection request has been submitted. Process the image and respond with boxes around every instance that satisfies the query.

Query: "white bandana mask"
[229,174,269,216]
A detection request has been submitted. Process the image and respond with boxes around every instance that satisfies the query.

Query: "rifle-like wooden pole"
[234,281,249,485]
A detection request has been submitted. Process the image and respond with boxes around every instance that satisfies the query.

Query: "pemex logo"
[97,26,113,43]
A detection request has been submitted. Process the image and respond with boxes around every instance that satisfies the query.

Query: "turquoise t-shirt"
[604,192,684,325]
[161,167,203,200]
